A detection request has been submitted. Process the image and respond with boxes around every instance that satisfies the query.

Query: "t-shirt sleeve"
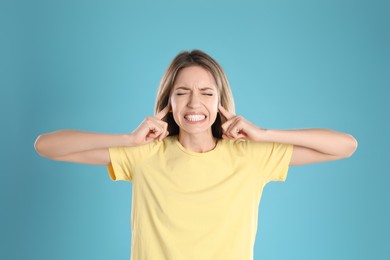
[107,142,153,182]
[250,141,294,184]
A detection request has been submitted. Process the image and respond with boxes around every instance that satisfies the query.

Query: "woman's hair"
[154,49,235,138]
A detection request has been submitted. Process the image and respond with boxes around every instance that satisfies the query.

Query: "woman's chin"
[178,127,214,137]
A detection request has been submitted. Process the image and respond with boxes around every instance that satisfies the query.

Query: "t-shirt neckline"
[173,135,222,156]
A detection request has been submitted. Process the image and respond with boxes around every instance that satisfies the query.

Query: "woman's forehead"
[173,67,217,90]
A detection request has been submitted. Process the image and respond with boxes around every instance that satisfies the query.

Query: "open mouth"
[184,114,207,122]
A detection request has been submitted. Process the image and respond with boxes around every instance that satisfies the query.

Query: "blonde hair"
[154,49,235,138]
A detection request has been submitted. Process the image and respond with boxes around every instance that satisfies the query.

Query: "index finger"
[155,104,171,120]
[218,104,235,120]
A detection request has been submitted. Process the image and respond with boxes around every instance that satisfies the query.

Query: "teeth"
[184,114,206,121]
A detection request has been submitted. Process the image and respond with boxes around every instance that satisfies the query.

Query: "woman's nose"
[187,93,201,108]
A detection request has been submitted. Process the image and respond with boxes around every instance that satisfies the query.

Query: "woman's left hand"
[218,104,266,141]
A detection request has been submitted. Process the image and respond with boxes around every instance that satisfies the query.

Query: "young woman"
[34,50,358,260]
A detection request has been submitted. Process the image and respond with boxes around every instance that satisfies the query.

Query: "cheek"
[209,98,219,112]
[206,101,219,122]
[170,99,182,122]
[170,97,179,112]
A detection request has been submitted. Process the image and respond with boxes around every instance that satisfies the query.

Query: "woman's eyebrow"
[175,87,191,91]
[175,86,216,91]
[199,87,216,91]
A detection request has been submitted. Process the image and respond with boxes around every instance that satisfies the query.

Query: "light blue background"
[1,0,388,259]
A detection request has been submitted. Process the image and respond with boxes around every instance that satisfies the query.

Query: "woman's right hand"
[129,104,171,146]
[34,105,171,164]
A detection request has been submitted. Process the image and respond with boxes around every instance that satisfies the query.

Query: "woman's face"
[169,65,219,137]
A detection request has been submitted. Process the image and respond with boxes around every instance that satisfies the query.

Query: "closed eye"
[176,92,213,96]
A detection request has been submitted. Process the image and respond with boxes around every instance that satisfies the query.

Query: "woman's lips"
[184,113,207,123]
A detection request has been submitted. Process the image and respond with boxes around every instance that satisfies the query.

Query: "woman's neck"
[178,132,217,153]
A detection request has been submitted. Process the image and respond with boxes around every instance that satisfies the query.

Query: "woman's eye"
[177,93,186,96]
[203,93,213,96]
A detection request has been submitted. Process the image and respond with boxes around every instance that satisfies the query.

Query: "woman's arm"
[218,105,358,166]
[259,128,358,165]
[34,130,133,161]
[34,105,171,165]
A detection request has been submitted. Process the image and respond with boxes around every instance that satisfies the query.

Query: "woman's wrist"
[253,127,269,142]
[122,133,137,147]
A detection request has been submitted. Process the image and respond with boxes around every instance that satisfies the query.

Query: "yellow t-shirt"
[107,135,293,260]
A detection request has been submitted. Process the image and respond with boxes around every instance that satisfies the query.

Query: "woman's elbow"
[343,134,358,158]
[34,135,49,158]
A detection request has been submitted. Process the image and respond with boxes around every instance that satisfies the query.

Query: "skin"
[169,65,220,152]
[131,66,358,164]
[132,65,258,153]
[34,65,358,166]
[129,66,357,165]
